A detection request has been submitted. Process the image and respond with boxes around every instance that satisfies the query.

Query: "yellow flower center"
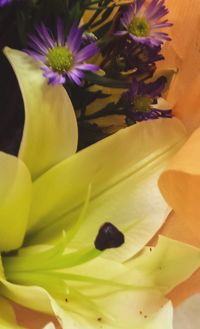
[133,95,152,112]
[47,46,74,73]
[128,16,151,37]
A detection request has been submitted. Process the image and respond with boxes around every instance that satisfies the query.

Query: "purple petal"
[67,25,83,54]
[27,34,49,55]
[70,69,85,79]
[56,18,65,46]
[35,24,55,49]
[75,43,99,63]
[143,76,166,97]
[152,20,173,29]
[42,66,65,85]
[67,71,83,86]
[75,63,99,72]
[25,50,46,62]
[0,0,13,7]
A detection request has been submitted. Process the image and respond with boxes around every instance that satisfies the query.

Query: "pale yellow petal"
[27,119,186,263]
[4,47,78,180]
[0,152,31,251]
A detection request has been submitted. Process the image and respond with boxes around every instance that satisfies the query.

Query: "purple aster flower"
[0,0,13,6]
[121,76,172,122]
[115,0,172,47]
[102,37,164,80]
[26,21,99,86]
[99,14,166,83]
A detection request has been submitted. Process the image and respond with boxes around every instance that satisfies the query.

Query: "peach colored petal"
[159,0,200,132]
[153,117,200,302]
[150,0,200,305]
[155,127,200,305]
[167,268,200,307]
[13,303,61,329]
[159,128,200,230]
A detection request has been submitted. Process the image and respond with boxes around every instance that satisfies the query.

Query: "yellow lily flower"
[0,47,199,329]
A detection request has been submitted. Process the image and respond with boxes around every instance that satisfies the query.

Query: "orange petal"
[155,126,200,305]
[13,303,61,329]
[153,0,200,305]
[159,127,200,228]
[167,267,200,307]
[159,0,200,132]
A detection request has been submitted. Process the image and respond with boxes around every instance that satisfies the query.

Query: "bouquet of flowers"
[0,0,175,150]
[0,0,199,328]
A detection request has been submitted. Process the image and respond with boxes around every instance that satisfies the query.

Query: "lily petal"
[0,281,91,329]
[124,236,200,294]
[143,302,173,329]
[27,118,186,262]
[4,47,78,180]
[158,0,200,132]
[156,0,200,305]
[43,323,56,329]
[93,237,199,328]
[0,152,31,251]
[4,276,169,329]
[174,294,200,329]
[2,236,199,329]
[14,302,59,329]
[157,127,200,305]
[158,127,200,233]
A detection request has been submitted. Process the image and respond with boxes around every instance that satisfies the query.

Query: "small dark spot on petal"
[65,298,68,302]
[97,317,102,322]
[139,311,143,315]
[144,315,148,319]
[150,247,152,252]
[94,222,125,251]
